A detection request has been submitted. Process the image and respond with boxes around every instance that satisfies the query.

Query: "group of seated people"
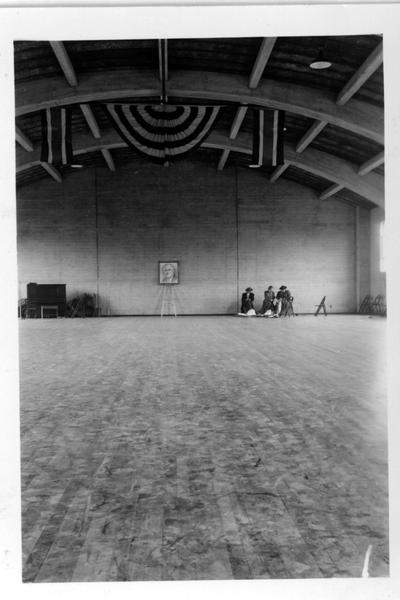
[239,285,293,317]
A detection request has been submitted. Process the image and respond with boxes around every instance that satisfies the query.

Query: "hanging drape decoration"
[103,103,221,165]
[250,108,285,168]
[40,107,73,166]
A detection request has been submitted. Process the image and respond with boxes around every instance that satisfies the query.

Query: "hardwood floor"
[18,315,388,582]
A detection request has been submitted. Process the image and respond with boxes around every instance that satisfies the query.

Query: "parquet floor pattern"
[19,315,388,582]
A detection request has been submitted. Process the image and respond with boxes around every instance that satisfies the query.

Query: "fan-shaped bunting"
[103,103,221,164]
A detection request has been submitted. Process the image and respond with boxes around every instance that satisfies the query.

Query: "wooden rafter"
[14,69,384,145]
[17,129,384,208]
[296,120,327,153]
[80,104,101,139]
[203,132,384,207]
[319,183,344,200]
[358,150,384,175]
[50,43,102,141]
[222,35,275,170]
[284,145,382,207]
[218,105,249,171]
[249,38,277,89]
[101,148,115,171]
[49,41,78,87]
[270,163,290,183]
[16,126,34,152]
[337,41,383,106]
[217,149,230,171]
[41,162,62,183]
[223,34,275,171]
[230,106,248,140]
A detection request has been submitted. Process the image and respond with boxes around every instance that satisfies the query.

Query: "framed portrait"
[159,261,179,284]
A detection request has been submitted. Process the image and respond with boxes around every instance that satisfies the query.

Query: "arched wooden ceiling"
[14,36,384,209]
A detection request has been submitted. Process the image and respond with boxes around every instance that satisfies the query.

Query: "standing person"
[275,285,292,317]
[239,287,256,316]
[259,285,276,317]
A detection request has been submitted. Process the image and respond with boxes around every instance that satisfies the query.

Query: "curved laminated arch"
[205,132,384,207]
[16,128,384,208]
[15,69,384,145]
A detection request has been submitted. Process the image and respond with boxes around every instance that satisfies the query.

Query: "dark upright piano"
[26,283,67,318]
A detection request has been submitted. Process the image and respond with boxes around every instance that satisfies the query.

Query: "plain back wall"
[17,160,376,314]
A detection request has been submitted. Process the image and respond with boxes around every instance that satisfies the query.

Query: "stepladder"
[314,296,327,316]
[161,284,177,317]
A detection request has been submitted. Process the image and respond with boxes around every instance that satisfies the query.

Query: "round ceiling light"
[310,59,332,70]
[309,49,332,70]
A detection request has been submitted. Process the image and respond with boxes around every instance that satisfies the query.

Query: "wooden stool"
[41,305,59,318]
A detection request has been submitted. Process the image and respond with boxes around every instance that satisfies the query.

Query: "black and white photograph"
[159,261,179,284]
[1,4,400,600]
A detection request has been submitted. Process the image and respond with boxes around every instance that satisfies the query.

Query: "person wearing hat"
[258,285,276,317]
[239,287,256,316]
[275,285,292,317]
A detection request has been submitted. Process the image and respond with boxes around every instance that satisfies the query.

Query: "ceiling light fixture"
[309,48,332,70]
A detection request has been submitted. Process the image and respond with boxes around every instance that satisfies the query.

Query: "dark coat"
[277,289,291,301]
[277,289,293,315]
[260,290,275,314]
[241,292,255,313]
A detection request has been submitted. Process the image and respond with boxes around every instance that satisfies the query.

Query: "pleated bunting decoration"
[103,103,221,165]
[40,107,74,166]
[250,108,285,168]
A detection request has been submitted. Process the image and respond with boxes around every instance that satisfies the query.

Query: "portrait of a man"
[159,261,179,284]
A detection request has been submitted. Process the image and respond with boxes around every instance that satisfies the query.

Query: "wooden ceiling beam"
[320,183,344,200]
[270,163,290,183]
[14,69,384,144]
[170,70,383,143]
[337,41,383,106]
[15,126,34,152]
[216,36,274,145]
[249,37,277,89]
[16,130,122,168]
[51,41,101,139]
[230,106,248,139]
[225,106,249,170]
[17,128,383,208]
[284,145,383,207]
[204,132,383,207]
[41,162,62,183]
[217,149,230,171]
[101,148,115,171]
[80,104,101,139]
[296,120,327,153]
[49,41,78,87]
[358,150,384,175]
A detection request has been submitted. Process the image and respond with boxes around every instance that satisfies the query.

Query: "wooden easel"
[161,284,177,317]
[314,296,327,316]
